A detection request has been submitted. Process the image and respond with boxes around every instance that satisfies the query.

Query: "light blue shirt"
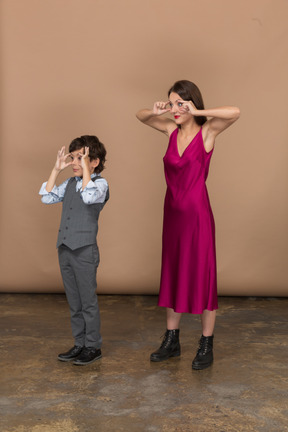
[39,174,108,205]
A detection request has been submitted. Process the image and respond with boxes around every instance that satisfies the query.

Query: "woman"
[136,80,240,370]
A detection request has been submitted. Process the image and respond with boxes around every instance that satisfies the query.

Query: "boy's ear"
[91,158,100,168]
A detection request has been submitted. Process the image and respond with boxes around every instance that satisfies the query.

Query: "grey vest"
[56,177,109,250]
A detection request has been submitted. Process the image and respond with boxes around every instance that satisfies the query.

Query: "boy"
[39,135,109,365]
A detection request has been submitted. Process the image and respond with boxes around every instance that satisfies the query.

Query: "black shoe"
[58,345,83,362]
[192,335,214,370]
[150,329,181,362]
[73,347,102,365]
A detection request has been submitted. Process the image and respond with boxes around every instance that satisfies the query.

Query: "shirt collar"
[75,173,100,182]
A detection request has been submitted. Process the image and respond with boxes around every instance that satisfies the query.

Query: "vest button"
[66,227,68,229]
[63,237,66,240]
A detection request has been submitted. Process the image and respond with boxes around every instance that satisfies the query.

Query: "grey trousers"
[58,244,102,348]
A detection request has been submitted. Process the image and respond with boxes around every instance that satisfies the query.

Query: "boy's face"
[69,148,99,177]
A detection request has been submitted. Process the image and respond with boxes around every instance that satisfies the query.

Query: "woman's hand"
[136,102,176,136]
[152,101,171,116]
[54,146,72,172]
[179,100,198,116]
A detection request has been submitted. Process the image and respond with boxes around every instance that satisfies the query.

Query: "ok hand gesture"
[153,101,171,116]
[54,146,72,172]
[81,146,90,168]
[178,100,198,116]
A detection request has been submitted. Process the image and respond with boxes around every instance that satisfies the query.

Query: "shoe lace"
[160,331,174,349]
[81,347,94,355]
[197,336,212,355]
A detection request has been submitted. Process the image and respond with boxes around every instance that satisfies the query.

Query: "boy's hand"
[54,146,72,172]
[46,146,72,193]
[81,146,90,169]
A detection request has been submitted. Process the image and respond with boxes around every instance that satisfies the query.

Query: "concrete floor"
[0,294,287,432]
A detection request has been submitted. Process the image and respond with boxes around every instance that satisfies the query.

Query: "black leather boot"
[150,329,181,362]
[192,335,214,370]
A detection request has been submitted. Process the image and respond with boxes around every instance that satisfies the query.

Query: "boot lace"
[160,331,174,349]
[197,336,212,355]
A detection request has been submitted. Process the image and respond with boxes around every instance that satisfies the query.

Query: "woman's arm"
[181,102,240,152]
[202,106,240,152]
[136,101,176,136]
[201,106,240,134]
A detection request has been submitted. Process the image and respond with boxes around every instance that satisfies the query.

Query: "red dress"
[158,127,218,314]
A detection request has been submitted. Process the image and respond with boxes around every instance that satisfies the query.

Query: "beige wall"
[0,0,287,295]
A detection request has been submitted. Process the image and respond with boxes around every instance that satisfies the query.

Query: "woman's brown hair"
[168,80,207,126]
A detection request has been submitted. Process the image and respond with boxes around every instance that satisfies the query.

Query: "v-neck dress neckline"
[176,127,202,158]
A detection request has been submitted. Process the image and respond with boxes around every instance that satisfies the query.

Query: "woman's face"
[168,92,191,125]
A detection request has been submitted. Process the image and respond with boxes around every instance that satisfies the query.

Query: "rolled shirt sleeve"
[80,178,108,205]
[39,179,69,204]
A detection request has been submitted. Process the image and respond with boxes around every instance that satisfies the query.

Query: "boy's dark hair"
[168,80,207,126]
[69,135,107,173]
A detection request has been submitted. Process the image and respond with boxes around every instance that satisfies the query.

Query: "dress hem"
[157,302,218,315]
